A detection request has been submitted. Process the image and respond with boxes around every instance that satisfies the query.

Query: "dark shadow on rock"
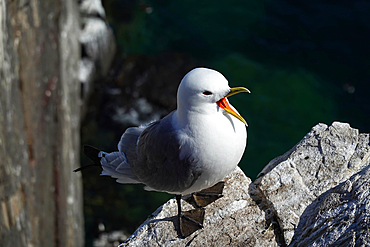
[248,181,287,247]
[150,215,181,237]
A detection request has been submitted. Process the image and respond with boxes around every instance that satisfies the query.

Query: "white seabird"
[77,67,250,237]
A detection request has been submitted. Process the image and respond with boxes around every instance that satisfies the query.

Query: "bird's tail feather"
[75,145,140,184]
[99,151,141,184]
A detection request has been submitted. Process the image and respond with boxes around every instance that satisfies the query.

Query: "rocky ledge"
[119,122,370,246]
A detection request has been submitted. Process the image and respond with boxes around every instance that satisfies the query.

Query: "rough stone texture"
[79,18,115,79]
[80,0,106,18]
[121,167,280,247]
[0,0,83,246]
[121,122,370,246]
[290,164,370,246]
[255,122,369,245]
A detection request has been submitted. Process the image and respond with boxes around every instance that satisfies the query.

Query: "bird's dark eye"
[203,91,212,96]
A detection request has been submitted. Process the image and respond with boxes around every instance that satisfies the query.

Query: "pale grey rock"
[79,18,116,78]
[79,58,96,94]
[120,122,370,246]
[289,164,370,246]
[255,122,370,245]
[120,167,281,247]
[80,0,106,18]
[78,0,116,116]
[79,18,116,87]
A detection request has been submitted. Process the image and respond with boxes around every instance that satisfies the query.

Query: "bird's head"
[177,68,250,126]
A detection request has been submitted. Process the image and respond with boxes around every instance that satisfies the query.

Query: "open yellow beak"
[216,87,250,126]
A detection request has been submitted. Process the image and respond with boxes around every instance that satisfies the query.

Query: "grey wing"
[128,112,201,194]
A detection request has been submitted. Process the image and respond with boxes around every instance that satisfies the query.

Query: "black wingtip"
[73,145,102,172]
[73,164,99,172]
[83,144,102,165]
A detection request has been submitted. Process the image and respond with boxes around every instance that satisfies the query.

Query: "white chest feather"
[176,111,247,194]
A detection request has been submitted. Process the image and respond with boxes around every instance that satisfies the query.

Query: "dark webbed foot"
[175,182,225,238]
[176,195,205,238]
[179,208,205,237]
[187,181,225,207]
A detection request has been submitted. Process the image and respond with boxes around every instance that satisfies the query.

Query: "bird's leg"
[176,195,182,223]
[176,195,205,238]
[187,181,225,207]
[175,182,225,237]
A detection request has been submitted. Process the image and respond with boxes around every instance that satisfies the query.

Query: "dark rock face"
[0,0,83,246]
[120,122,370,246]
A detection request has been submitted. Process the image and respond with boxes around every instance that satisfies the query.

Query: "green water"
[84,0,370,241]
[103,0,357,178]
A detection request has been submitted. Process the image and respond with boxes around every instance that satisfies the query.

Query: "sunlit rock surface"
[121,167,280,247]
[120,122,370,246]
